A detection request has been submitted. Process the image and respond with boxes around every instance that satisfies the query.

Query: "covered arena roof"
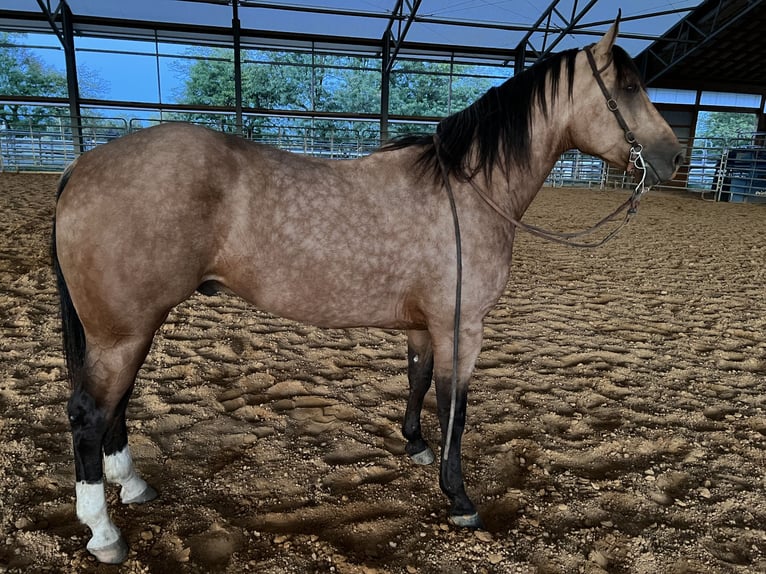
[1,1,708,66]
[635,0,766,94]
[1,0,764,96]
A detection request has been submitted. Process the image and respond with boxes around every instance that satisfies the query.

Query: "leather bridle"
[585,46,637,146]
[584,44,654,206]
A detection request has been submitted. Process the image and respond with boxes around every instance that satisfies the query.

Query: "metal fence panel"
[3,118,766,204]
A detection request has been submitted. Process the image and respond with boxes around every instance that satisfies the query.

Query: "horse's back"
[69,123,253,182]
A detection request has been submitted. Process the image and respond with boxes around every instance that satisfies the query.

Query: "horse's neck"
[487,109,571,219]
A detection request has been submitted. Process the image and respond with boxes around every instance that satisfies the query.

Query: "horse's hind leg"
[402,329,435,465]
[70,334,154,563]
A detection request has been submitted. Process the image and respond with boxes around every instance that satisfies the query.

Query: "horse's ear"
[593,11,620,58]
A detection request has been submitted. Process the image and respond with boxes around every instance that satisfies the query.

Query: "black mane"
[382,45,640,182]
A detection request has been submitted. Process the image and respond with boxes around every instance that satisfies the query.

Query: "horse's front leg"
[403,329,435,465]
[433,324,484,528]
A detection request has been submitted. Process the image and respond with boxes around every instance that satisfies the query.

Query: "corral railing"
[2,118,766,203]
[0,116,380,171]
[542,134,766,203]
[589,135,766,204]
[0,117,129,171]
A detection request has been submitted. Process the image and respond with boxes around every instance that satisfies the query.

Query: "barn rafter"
[635,0,766,93]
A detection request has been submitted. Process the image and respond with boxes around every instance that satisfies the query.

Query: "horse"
[52,18,682,563]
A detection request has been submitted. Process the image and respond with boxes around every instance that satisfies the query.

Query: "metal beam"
[232,0,242,133]
[514,0,560,72]
[514,0,600,71]
[37,0,83,155]
[380,30,391,143]
[34,0,63,44]
[379,0,422,142]
[635,0,761,86]
[537,0,599,58]
[60,1,83,155]
[383,0,422,74]
[19,1,690,67]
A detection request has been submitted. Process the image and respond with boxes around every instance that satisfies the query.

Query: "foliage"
[171,47,382,137]
[0,32,68,128]
[696,111,758,147]
[0,32,110,130]
[172,47,503,140]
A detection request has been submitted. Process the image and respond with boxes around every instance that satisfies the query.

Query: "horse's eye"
[625,83,639,94]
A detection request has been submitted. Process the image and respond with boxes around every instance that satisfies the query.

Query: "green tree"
[181,48,237,107]
[0,32,109,129]
[451,65,502,110]
[697,111,758,147]
[389,61,451,117]
[172,48,309,132]
[318,55,380,114]
[0,32,67,127]
[174,47,501,141]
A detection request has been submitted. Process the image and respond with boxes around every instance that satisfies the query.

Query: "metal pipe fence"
[0,117,128,171]
[2,117,766,204]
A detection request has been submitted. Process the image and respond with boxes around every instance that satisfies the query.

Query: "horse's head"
[571,16,683,187]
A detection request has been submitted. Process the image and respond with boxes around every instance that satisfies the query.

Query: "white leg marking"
[103,446,151,504]
[75,481,121,550]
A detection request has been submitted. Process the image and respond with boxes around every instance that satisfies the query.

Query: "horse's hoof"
[123,484,158,505]
[448,512,484,529]
[89,537,129,564]
[409,446,435,466]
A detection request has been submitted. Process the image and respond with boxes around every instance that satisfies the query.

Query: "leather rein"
[437,45,653,467]
[436,45,651,250]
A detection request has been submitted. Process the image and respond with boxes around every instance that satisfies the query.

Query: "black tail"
[52,164,86,388]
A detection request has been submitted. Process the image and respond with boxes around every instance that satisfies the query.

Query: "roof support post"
[232,1,243,134]
[380,31,391,143]
[382,0,422,74]
[380,0,422,142]
[538,0,599,58]
[61,2,84,155]
[635,0,758,87]
[38,0,84,155]
[514,0,560,71]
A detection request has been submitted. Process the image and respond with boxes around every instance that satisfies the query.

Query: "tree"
[0,32,109,129]
[173,48,303,132]
[389,61,451,118]
[317,59,379,115]
[174,46,501,141]
[697,111,758,147]
[0,32,68,127]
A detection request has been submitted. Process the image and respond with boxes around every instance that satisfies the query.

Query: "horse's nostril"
[673,151,684,168]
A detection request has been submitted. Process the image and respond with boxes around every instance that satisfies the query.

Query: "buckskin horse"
[52,19,682,563]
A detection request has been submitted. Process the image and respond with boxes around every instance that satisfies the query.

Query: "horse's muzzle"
[642,144,684,187]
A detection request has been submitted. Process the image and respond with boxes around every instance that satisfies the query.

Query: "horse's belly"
[221,272,425,331]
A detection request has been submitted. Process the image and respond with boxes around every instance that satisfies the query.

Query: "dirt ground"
[0,172,765,574]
